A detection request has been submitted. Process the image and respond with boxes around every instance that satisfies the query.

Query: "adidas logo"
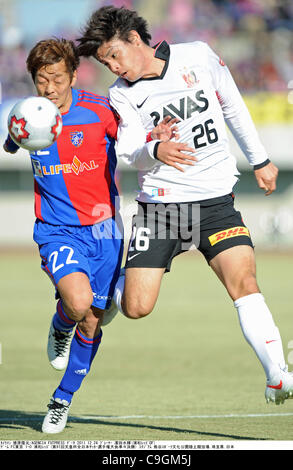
[74,368,87,375]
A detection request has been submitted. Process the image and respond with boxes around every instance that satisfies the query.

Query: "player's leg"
[209,244,259,301]
[43,301,104,433]
[41,261,104,434]
[42,307,103,434]
[209,244,293,404]
[113,202,180,320]
[44,304,103,420]
[57,271,95,324]
[210,244,285,373]
[48,269,102,364]
[122,267,165,319]
[39,240,96,371]
[197,193,293,404]
[42,222,123,433]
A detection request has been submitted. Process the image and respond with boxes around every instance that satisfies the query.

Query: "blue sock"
[52,300,76,332]
[53,328,103,403]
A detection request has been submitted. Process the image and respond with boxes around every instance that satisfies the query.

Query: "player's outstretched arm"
[254,161,279,196]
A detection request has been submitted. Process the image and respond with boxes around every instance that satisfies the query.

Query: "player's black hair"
[76,5,152,57]
[26,38,80,82]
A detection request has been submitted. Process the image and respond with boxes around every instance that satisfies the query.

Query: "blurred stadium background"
[0,0,293,249]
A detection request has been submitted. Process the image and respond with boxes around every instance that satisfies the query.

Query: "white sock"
[113,272,125,314]
[234,293,286,380]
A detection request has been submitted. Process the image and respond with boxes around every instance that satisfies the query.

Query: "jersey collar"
[153,40,170,61]
[126,40,170,87]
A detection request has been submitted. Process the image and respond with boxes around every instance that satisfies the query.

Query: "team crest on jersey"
[181,68,198,88]
[70,131,84,147]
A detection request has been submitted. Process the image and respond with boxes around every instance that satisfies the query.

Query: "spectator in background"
[0,1,292,105]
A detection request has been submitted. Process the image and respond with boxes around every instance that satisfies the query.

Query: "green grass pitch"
[0,248,293,442]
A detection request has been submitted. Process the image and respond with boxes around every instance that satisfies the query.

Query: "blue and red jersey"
[8,88,119,226]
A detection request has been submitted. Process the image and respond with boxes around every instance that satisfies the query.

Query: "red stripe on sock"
[57,300,76,325]
[76,328,102,345]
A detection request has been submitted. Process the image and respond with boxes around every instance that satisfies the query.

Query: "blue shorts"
[34,218,124,310]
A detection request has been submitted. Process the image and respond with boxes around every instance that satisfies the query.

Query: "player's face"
[96,34,149,82]
[34,60,77,113]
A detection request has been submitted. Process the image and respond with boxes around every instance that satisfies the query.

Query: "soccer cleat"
[265,368,293,405]
[42,397,71,434]
[102,299,118,326]
[47,320,74,370]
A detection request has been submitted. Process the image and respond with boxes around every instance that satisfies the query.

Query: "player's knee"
[65,292,93,322]
[241,272,258,293]
[122,297,153,319]
[125,308,151,320]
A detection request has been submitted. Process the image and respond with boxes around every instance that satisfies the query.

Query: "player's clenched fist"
[254,162,278,196]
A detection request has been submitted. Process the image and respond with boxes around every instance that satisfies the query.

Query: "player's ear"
[129,30,141,46]
[71,70,77,87]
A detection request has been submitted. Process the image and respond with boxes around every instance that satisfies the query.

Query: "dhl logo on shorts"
[208,226,250,246]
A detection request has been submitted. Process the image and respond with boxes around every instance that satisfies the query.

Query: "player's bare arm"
[254,161,279,196]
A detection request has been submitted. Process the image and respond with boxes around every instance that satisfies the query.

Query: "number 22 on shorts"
[48,246,79,274]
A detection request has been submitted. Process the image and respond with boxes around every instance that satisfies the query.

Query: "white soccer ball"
[7,96,63,151]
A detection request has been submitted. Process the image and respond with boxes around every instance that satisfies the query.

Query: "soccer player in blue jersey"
[3,38,124,433]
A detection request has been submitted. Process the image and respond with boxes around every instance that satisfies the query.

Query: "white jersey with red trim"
[109,40,268,203]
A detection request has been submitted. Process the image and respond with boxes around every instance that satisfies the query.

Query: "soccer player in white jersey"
[77,5,293,405]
